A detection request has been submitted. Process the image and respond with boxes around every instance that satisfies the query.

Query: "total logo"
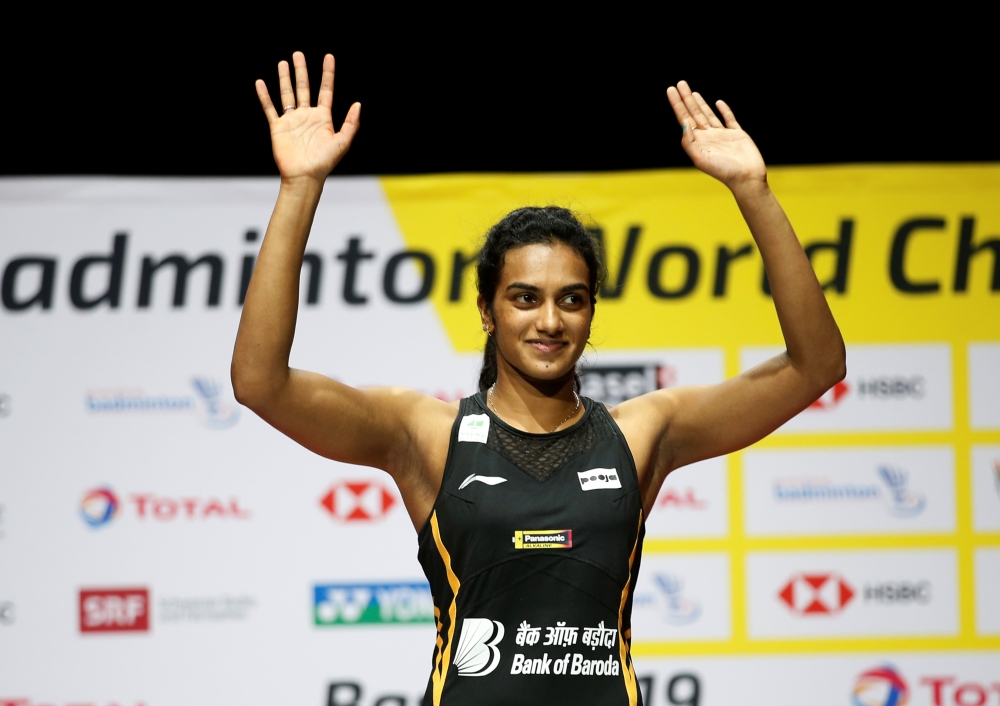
[80,487,251,528]
[79,588,149,633]
[655,487,708,510]
[84,376,239,429]
[778,572,855,615]
[320,480,397,522]
[80,488,119,527]
[853,665,909,706]
[853,665,1000,706]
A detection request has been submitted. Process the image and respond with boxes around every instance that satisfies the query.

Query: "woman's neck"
[488,366,583,433]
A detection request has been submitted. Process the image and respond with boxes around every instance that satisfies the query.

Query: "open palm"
[667,81,766,188]
[256,53,360,180]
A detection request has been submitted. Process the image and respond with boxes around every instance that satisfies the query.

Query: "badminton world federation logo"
[853,665,909,706]
[80,487,120,528]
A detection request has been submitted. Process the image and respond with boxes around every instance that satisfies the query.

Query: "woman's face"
[480,242,593,385]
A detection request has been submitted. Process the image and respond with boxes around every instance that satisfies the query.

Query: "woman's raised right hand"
[255,52,360,181]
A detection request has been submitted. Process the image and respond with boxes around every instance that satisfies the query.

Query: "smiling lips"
[527,340,568,354]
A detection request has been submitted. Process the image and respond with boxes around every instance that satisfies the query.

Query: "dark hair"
[477,206,605,391]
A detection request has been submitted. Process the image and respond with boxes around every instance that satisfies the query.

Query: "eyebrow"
[505,282,589,294]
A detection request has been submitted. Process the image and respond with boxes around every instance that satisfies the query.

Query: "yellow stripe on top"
[430,511,461,706]
[618,512,642,706]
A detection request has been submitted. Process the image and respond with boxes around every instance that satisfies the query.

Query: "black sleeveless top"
[417,393,645,706]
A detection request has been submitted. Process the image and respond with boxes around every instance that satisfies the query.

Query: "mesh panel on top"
[479,397,617,482]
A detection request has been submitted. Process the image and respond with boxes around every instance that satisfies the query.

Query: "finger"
[318,54,335,110]
[338,102,361,145]
[255,79,279,124]
[666,86,693,126]
[716,99,742,130]
[682,118,697,146]
[292,51,311,108]
[677,80,710,129]
[277,60,296,114]
[693,92,724,128]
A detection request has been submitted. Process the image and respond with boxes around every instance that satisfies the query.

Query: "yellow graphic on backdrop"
[382,165,1000,350]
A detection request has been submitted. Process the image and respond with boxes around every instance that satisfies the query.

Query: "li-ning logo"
[877,466,926,517]
[453,618,505,676]
[512,530,572,549]
[578,468,621,491]
[459,474,507,490]
[80,487,120,528]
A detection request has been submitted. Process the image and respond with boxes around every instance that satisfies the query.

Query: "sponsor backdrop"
[1,165,998,705]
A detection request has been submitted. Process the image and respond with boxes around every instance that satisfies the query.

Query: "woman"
[232,53,846,706]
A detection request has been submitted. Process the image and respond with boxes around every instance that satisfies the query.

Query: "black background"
[3,21,995,176]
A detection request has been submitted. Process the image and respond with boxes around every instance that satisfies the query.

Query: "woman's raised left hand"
[666,81,766,190]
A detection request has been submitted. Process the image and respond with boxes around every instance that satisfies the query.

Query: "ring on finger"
[283,105,297,111]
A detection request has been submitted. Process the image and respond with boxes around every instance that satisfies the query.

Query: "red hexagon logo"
[778,572,855,615]
[320,480,397,522]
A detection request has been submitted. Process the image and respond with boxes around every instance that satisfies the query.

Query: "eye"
[561,293,586,307]
[513,292,536,304]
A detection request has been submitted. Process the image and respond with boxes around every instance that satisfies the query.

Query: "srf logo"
[80,588,149,633]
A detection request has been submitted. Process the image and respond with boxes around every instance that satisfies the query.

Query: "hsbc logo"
[746,344,952,432]
[778,572,855,615]
[320,480,397,522]
[79,588,149,633]
[808,380,850,410]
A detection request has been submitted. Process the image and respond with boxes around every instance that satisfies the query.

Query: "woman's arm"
[613,81,846,507]
[231,53,453,526]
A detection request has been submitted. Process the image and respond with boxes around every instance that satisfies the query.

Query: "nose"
[535,300,562,336]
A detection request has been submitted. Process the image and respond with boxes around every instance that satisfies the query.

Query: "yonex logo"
[577,468,621,491]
